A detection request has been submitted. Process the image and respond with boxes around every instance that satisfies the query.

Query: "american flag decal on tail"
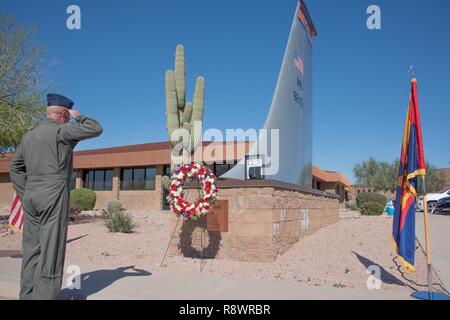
[9,193,24,232]
[294,55,304,75]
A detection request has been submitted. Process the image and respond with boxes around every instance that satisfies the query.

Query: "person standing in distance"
[9,93,103,300]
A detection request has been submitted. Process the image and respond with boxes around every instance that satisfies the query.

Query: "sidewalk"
[416,212,450,292]
[0,257,410,300]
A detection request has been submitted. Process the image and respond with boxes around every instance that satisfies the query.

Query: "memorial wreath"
[167,163,218,220]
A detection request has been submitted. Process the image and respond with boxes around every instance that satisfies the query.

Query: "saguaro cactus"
[162,45,205,189]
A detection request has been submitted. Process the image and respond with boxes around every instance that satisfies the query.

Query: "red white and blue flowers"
[167,163,218,220]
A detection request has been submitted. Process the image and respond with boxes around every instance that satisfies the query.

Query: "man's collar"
[44,118,59,124]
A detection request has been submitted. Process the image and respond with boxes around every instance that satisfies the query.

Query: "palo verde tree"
[0,12,49,154]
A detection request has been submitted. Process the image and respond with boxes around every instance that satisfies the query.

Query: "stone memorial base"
[168,179,339,262]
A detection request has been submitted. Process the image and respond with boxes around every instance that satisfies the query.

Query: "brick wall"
[119,176,163,211]
[168,185,339,262]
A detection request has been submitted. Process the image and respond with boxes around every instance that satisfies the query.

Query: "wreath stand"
[160,177,208,272]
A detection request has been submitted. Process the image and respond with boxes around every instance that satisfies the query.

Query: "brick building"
[312,166,351,204]
[0,141,350,210]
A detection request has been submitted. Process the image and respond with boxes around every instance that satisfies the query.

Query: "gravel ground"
[0,210,446,294]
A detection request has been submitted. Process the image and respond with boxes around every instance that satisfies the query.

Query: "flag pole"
[407,68,449,300]
[410,66,434,298]
[411,66,433,299]
[421,176,434,299]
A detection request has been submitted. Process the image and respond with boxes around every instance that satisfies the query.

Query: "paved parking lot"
[416,212,450,292]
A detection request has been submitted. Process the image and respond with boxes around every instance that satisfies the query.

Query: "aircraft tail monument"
[222,0,317,188]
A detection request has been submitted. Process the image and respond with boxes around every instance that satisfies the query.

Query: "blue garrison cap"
[47,93,74,109]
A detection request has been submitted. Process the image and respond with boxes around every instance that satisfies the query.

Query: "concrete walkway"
[0,257,410,300]
[416,212,450,292]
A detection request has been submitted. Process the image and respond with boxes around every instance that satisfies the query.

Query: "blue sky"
[1,0,449,182]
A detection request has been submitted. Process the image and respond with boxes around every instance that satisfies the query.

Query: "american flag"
[294,55,304,75]
[9,193,24,232]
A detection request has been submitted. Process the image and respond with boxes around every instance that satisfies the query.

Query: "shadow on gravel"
[66,234,88,244]
[60,265,152,300]
[352,251,416,291]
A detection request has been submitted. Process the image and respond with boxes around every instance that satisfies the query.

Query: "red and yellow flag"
[392,78,426,273]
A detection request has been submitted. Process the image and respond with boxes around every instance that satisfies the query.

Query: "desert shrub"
[70,188,96,212]
[104,211,135,233]
[359,201,385,216]
[356,192,387,208]
[345,202,358,211]
[104,200,134,233]
[107,199,123,214]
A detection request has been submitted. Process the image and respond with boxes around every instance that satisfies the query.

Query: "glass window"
[85,170,93,190]
[133,168,145,190]
[214,162,236,176]
[104,169,113,191]
[83,169,113,191]
[145,168,156,190]
[94,170,105,190]
[120,167,156,191]
[249,167,262,179]
[121,168,133,191]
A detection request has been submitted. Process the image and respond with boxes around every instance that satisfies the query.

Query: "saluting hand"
[69,109,81,119]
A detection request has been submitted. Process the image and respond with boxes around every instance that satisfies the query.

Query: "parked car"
[433,196,450,214]
[417,196,424,211]
[421,188,450,213]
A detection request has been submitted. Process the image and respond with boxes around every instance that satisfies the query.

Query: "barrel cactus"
[162,44,205,189]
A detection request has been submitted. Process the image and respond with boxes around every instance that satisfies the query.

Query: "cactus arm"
[181,102,193,125]
[174,45,186,110]
[191,76,205,151]
[191,76,205,125]
[165,70,179,140]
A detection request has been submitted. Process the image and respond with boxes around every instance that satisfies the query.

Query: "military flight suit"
[9,115,102,300]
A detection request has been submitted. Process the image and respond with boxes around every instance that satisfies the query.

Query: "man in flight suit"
[9,93,103,300]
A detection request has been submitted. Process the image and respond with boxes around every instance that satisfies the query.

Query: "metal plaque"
[207,200,229,232]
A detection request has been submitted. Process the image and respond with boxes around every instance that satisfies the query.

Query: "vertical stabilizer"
[222,0,316,187]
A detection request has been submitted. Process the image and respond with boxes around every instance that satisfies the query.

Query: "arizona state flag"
[393,78,426,273]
